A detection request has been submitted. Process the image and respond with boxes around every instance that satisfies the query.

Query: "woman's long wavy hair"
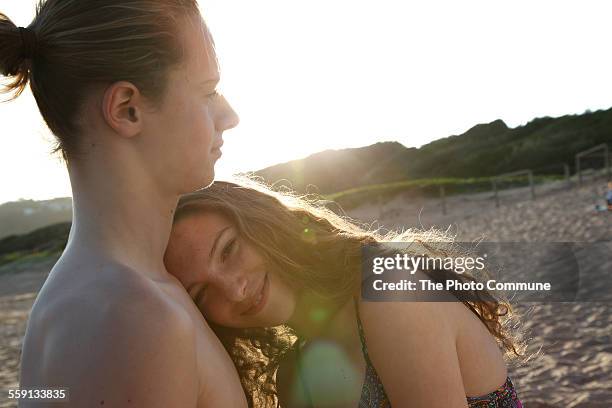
[173,177,526,407]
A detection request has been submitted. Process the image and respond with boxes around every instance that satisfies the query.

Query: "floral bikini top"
[354,304,524,408]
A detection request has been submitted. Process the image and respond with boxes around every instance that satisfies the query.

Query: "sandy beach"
[0,256,58,408]
[1,177,610,407]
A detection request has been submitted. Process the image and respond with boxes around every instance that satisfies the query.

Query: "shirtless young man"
[0,1,246,406]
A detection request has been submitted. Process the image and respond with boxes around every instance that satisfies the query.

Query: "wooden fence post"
[492,179,499,208]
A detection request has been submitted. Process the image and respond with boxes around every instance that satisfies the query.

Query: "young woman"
[165,179,526,408]
[1,1,245,406]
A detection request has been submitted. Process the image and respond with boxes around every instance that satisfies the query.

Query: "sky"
[1,0,612,204]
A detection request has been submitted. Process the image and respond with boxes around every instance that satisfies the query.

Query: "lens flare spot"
[301,227,317,244]
[309,308,328,323]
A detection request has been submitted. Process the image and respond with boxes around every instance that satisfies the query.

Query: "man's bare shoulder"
[21,260,199,406]
[31,258,197,350]
[36,257,184,316]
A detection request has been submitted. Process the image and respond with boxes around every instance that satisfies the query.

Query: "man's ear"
[101,81,144,138]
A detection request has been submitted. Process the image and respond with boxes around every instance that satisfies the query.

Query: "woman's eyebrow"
[210,226,231,259]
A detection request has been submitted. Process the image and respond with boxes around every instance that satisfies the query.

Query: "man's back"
[19,252,247,407]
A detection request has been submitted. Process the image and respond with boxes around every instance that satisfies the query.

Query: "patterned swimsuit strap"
[353,297,375,365]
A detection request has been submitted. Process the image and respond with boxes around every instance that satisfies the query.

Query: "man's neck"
[65,156,179,278]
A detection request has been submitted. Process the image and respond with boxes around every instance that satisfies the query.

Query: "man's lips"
[211,140,224,157]
[241,274,269,316]
[212,139,224,150]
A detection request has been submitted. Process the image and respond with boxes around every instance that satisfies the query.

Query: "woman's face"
[165,211,298,328]
[146,15,239,193]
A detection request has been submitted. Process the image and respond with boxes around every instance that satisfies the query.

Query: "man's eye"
[221,238,236,262]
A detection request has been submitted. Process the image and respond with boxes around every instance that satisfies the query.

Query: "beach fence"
[377,144,608,214]
[575,143,610,186]
[439,185,447,215]
[333,142,611,218]
[487,142,611,208]
[488,163,569,208]
[491,169,535,208]
[395,143,610,214]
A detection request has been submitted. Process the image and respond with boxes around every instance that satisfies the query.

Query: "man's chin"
[199,170,216,189]
[183,168,215,193]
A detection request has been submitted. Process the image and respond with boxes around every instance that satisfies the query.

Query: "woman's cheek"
[204,301,234,326]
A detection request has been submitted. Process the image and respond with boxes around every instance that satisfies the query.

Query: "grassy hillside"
[0,222,70,267]
[254,108,612,194]
[247,141,417,194]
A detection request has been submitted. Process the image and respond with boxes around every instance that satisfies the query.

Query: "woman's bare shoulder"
[356,300,469,406]
[359,300,458,338]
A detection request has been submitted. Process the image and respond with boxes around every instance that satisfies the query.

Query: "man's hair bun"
[1,0,201,160]
[0,13,33,99]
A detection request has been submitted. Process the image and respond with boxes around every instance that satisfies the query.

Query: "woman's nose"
[213,270,248,303]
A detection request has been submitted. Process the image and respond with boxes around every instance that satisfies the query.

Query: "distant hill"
[253,108,612,193]
[248,141,419,194]
[0,198,72,239]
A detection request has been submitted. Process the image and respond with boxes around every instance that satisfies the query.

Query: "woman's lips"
[242,273,269,316]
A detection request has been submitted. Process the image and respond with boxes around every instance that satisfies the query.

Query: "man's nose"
[216,95,240,131]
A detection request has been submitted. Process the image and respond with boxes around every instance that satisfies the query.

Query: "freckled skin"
[166,212,297,329]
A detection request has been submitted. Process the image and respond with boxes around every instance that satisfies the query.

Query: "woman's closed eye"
[193,286,206,305]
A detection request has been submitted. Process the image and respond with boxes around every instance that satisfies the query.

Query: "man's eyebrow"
[210,226,231,260]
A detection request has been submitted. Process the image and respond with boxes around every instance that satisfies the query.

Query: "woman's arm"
[359,301,469,408]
